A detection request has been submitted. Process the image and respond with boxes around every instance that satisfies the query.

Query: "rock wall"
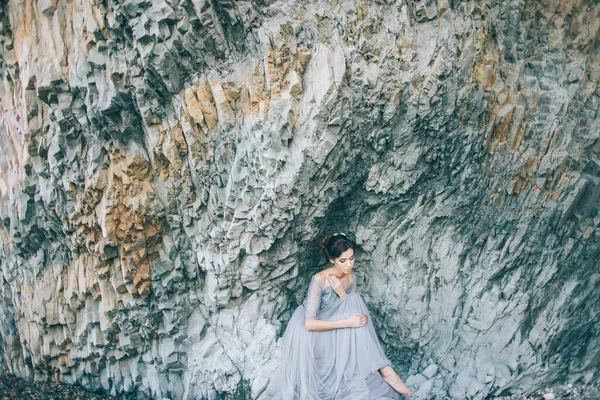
[0,0,599,398]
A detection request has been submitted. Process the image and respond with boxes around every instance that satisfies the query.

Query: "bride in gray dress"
[258,233,412,399]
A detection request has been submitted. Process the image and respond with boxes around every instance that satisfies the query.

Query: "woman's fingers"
[347,314,369,328]
[327,275,340,288]
[352,313,368,326]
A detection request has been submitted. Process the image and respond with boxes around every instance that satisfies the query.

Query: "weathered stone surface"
[0,0,599,399]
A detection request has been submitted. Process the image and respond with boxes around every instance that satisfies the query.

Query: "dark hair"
[319,233,356,261]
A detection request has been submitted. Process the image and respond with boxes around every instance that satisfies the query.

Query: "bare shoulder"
[313,270,330,285]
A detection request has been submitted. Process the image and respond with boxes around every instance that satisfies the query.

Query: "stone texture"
[0,0,599,399]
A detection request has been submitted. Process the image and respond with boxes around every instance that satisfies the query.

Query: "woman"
[258,233,412,399]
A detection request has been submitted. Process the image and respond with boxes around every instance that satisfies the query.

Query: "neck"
[330,267,347,278]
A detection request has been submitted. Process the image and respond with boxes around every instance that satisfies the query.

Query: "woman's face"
[330,248,355,275]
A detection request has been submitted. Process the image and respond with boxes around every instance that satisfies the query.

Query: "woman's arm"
[305,314,367,331]
[304,275,367,331]
[305,319,348,331]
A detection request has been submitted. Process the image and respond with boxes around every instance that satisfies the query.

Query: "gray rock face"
[0,0,599,398]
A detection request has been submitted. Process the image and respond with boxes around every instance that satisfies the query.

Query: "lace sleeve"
[305,276,324,321]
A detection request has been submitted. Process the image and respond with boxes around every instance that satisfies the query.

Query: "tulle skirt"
[258,293,401,400]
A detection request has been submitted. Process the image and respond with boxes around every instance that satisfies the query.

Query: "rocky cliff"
[0,0,599,398]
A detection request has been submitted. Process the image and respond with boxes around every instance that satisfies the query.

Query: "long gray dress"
[258,272,402,400]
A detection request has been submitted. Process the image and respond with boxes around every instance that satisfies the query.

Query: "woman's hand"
[327,274,347,298]
[345,313,368,328]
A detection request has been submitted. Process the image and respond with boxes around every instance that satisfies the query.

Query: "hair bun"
[319,234,334,258]
[320,233,355,261]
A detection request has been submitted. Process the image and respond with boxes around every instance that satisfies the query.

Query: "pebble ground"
[1,373,598,399]
[494,382,600,400]
[0,374,131,400]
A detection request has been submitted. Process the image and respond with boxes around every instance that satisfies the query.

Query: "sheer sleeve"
[305,276,324,321]
[350,271,357,293]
